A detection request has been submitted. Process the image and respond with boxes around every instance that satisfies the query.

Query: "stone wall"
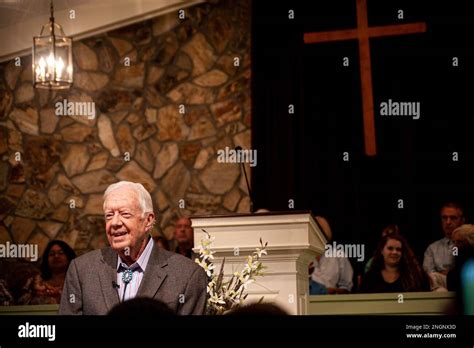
[0,0,251,256]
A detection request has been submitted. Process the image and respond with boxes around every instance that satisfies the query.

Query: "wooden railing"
[0,292,457,315]
[0,304,59,315]
[308,291,456,315]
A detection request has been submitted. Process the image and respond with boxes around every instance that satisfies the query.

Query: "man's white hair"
[453,224,474,248]
[103,181,154,217]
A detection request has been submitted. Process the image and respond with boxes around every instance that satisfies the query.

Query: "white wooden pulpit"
[191,211,328,314]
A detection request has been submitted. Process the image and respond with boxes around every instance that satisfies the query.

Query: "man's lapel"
[136,244,168,298]
[98,247,120,311]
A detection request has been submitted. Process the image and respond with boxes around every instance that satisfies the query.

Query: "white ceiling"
[0,0,204,62]
[0,0,95,29]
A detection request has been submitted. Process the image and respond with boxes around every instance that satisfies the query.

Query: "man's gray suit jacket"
[59,243,207,315]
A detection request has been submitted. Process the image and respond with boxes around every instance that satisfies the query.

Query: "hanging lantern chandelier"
[32,0,73,89]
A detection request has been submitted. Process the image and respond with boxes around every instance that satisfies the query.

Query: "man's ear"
[145,213,156,231]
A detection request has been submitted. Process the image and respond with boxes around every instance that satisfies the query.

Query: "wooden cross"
[304,0,426,156]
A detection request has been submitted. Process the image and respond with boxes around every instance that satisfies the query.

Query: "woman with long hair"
[360,234,430,293]
[18,240,76,305]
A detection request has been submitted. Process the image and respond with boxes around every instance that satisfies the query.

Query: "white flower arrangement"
[195,229,268,315]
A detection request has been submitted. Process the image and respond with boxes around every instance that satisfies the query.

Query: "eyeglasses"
[48,250,65,256]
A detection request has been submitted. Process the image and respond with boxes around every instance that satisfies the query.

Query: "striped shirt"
[116,237,154,302]
[423,237,455,273]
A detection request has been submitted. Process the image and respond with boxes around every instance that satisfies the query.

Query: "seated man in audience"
[423,202,465,290]
[59,181,207,315]
[173,216,196,259]
[309,216,353,294]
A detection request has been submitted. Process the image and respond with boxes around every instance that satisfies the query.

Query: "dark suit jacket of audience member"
[59,243,207,315]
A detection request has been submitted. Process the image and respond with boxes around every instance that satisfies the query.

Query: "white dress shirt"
[423,237,455,273]
[116,237,154,302]
[311,254,353,291]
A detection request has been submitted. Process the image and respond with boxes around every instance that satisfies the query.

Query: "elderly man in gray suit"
[59,181,207,315]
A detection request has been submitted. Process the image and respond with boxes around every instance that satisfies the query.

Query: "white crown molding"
[0,0,205,63]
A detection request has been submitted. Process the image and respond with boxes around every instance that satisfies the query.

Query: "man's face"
[441,207,464,239]
[174,217,193,244]
[104,188,151,252]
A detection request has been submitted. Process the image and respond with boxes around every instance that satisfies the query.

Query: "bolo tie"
[121,266,135,302]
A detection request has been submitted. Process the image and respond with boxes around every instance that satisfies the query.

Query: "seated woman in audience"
[360,234,430,293]
[18,240,76,305]
[364,224,399,273]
